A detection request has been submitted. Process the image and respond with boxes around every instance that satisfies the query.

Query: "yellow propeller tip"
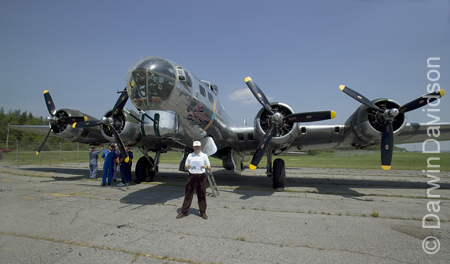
[381,165,391,171]
[84,116,88,121]
[43,90,49,94]
[439,89,445,97]
[245,77,252,83]
[249,164,257,170]
[72,123,77,128]
[339,85,346,91]
[36,151,40,156]
[125,157,129,163]
[330,111,336,119]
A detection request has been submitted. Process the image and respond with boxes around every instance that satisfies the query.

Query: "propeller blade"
[112,88,129,118]
[59,116,87,124]
[380,120,394,170]
[36,128,52,155]
[245,77,274,114]
[249,127,274,170]
[43,90,56,116]
[109,125,129,163]
[398,89,445,113]
[72,120,102,128]
[339,85,384,113]
[284,111,336,123]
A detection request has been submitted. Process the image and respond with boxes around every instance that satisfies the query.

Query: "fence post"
[6,126,9,149]
[15,140,18,161]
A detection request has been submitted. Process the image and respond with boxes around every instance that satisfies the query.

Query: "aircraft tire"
[135,156,155,182]
[272,158,286,190]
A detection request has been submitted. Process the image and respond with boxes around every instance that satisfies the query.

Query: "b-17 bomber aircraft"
[10,56,450,190]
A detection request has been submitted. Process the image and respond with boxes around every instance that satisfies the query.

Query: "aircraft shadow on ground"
[15,166,450,200]
[18,167,90,181]
[121,168,450,202]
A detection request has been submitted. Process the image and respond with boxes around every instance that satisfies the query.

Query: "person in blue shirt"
[117,146,133,187]
[89,147,102,179]
[100,148,109,167]
[101,144,118,186]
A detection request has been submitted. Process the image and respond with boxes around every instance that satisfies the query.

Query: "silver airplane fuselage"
[126,56,248,157]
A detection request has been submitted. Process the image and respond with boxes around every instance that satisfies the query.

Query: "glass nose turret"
[127,57,176,109]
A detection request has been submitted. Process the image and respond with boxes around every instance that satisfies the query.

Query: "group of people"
[89,144,134,186]
[88,141,212,220]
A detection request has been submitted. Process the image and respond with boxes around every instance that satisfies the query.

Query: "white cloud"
[228,88,255,105]
[228,88,273,105]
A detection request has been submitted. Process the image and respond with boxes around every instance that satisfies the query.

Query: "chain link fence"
[0,140,109,162]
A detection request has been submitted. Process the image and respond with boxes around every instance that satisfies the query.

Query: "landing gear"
[135,156,156,182]
[265,148,286,190]
[135,147,161,182]
[272,158,286,191]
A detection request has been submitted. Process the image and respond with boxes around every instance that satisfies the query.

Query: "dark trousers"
[120,165,131,183]
[181,173,207,214]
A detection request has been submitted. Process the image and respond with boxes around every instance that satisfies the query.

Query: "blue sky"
[1,0,449,150]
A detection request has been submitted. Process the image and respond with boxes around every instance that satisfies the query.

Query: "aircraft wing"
[233,121,450,155]
[8,124,109,145]
[8,125,50,136]
[394,123,450,144]
[287,122,450,151]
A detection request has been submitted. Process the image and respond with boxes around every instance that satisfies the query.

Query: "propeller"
[245,77,336,170]
[72,88,130,162]
[37,90,87,155]
[339,85,445,170]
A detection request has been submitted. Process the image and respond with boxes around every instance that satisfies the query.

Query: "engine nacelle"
[344,98,407,148]
[50,109,105,144]
[254,102,299,151]
[100,109,143,146]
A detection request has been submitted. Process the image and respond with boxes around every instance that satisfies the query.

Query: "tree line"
[0,107,90,151]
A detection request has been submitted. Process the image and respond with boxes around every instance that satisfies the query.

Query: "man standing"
[117,146,133,187]
[101,144,117,186]
[177,141,211,219]
[100,147,109,167]
[112,146,120,182]
[89,147,102,179]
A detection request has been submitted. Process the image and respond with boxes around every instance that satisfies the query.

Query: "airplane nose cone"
[127,57,177,109]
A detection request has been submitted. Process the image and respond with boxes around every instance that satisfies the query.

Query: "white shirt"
[186,151,210,174]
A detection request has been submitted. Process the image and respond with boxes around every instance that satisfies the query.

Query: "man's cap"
[193,141,201,147]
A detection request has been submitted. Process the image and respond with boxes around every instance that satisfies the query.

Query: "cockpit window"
[185,70,192,87]
[147,72,174,101]
[208,92,214,103]
[133,71,147,97]
[199,85,206,97]
[201,80,210,89]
